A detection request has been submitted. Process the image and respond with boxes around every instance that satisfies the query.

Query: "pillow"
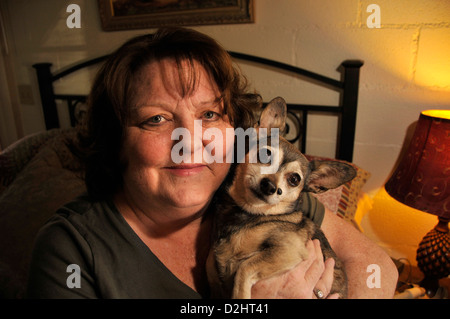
[0,130,86,298]
[0,129,72,193]
[305,155,371,224]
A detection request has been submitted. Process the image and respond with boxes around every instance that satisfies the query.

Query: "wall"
[2,0,450,263]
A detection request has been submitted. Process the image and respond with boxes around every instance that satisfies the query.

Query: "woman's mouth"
[164,164,207,176]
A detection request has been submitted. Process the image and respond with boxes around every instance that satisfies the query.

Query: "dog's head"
[227,97,356,215]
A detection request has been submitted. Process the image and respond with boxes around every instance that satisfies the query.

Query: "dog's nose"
[260,178,277,196]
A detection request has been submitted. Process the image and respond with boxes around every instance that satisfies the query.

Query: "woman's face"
[120,58,234,216]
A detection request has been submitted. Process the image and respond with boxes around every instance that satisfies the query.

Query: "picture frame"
[98,0,254,31]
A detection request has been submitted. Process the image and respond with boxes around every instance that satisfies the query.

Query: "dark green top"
[26,193,324,299]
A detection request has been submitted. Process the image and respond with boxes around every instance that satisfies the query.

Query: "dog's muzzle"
[260,178,282,196]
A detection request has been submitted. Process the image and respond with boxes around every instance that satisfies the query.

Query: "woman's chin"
[168,194,211,211]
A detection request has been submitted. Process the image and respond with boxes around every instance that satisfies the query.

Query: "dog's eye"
[257,147,272,164]
[287,173,301,187]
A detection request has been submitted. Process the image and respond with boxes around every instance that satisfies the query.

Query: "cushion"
[0,129,86,298]
[0,129,64,193]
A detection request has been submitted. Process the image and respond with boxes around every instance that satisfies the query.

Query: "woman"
[27,27,397,298]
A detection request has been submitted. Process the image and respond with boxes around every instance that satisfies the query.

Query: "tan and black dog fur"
[207,97,356,299]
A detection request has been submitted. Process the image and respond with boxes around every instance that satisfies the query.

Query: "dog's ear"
[304,160,356,193]
[257,97,287,133]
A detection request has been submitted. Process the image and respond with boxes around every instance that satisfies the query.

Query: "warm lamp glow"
[414,29,450,90]
[415,66,450,90]
[421,109,450,120]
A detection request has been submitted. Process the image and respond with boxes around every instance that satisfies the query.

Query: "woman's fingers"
[307,240,338,299]
[314,257,337,298]
[322,257,336,286]
[304,239,325,288]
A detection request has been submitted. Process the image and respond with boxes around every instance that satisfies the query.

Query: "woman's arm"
[321,208,398,298]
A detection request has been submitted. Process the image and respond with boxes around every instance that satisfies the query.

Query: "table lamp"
[385,109,450,297]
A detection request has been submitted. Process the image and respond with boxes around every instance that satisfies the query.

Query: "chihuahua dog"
[206,97,356,299]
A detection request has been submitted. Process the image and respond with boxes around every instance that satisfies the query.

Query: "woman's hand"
[250,239,339,299]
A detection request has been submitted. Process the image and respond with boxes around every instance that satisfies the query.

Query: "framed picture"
[98,0,254,31]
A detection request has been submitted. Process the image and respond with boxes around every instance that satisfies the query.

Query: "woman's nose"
[175,119,204,162]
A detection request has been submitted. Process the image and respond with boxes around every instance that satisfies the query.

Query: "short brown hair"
[79,27,261,200]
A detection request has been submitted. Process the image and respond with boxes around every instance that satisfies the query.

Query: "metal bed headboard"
[33,52,363,162]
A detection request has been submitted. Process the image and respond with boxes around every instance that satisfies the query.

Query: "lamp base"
[416,218,450,298]
[419,277,440,298]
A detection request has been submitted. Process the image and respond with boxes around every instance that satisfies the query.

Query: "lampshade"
[385,110,450,219]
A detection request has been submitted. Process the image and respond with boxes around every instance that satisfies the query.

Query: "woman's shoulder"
[50,194,100,222]
[58,193,95,215]
[39,194,116,239]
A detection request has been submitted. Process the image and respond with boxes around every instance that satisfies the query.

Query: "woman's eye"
[140,115,166,127]
[203,111,219,120]
[149,115,163,123]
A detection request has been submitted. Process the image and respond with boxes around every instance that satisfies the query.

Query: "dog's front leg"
[232,261,259,299]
